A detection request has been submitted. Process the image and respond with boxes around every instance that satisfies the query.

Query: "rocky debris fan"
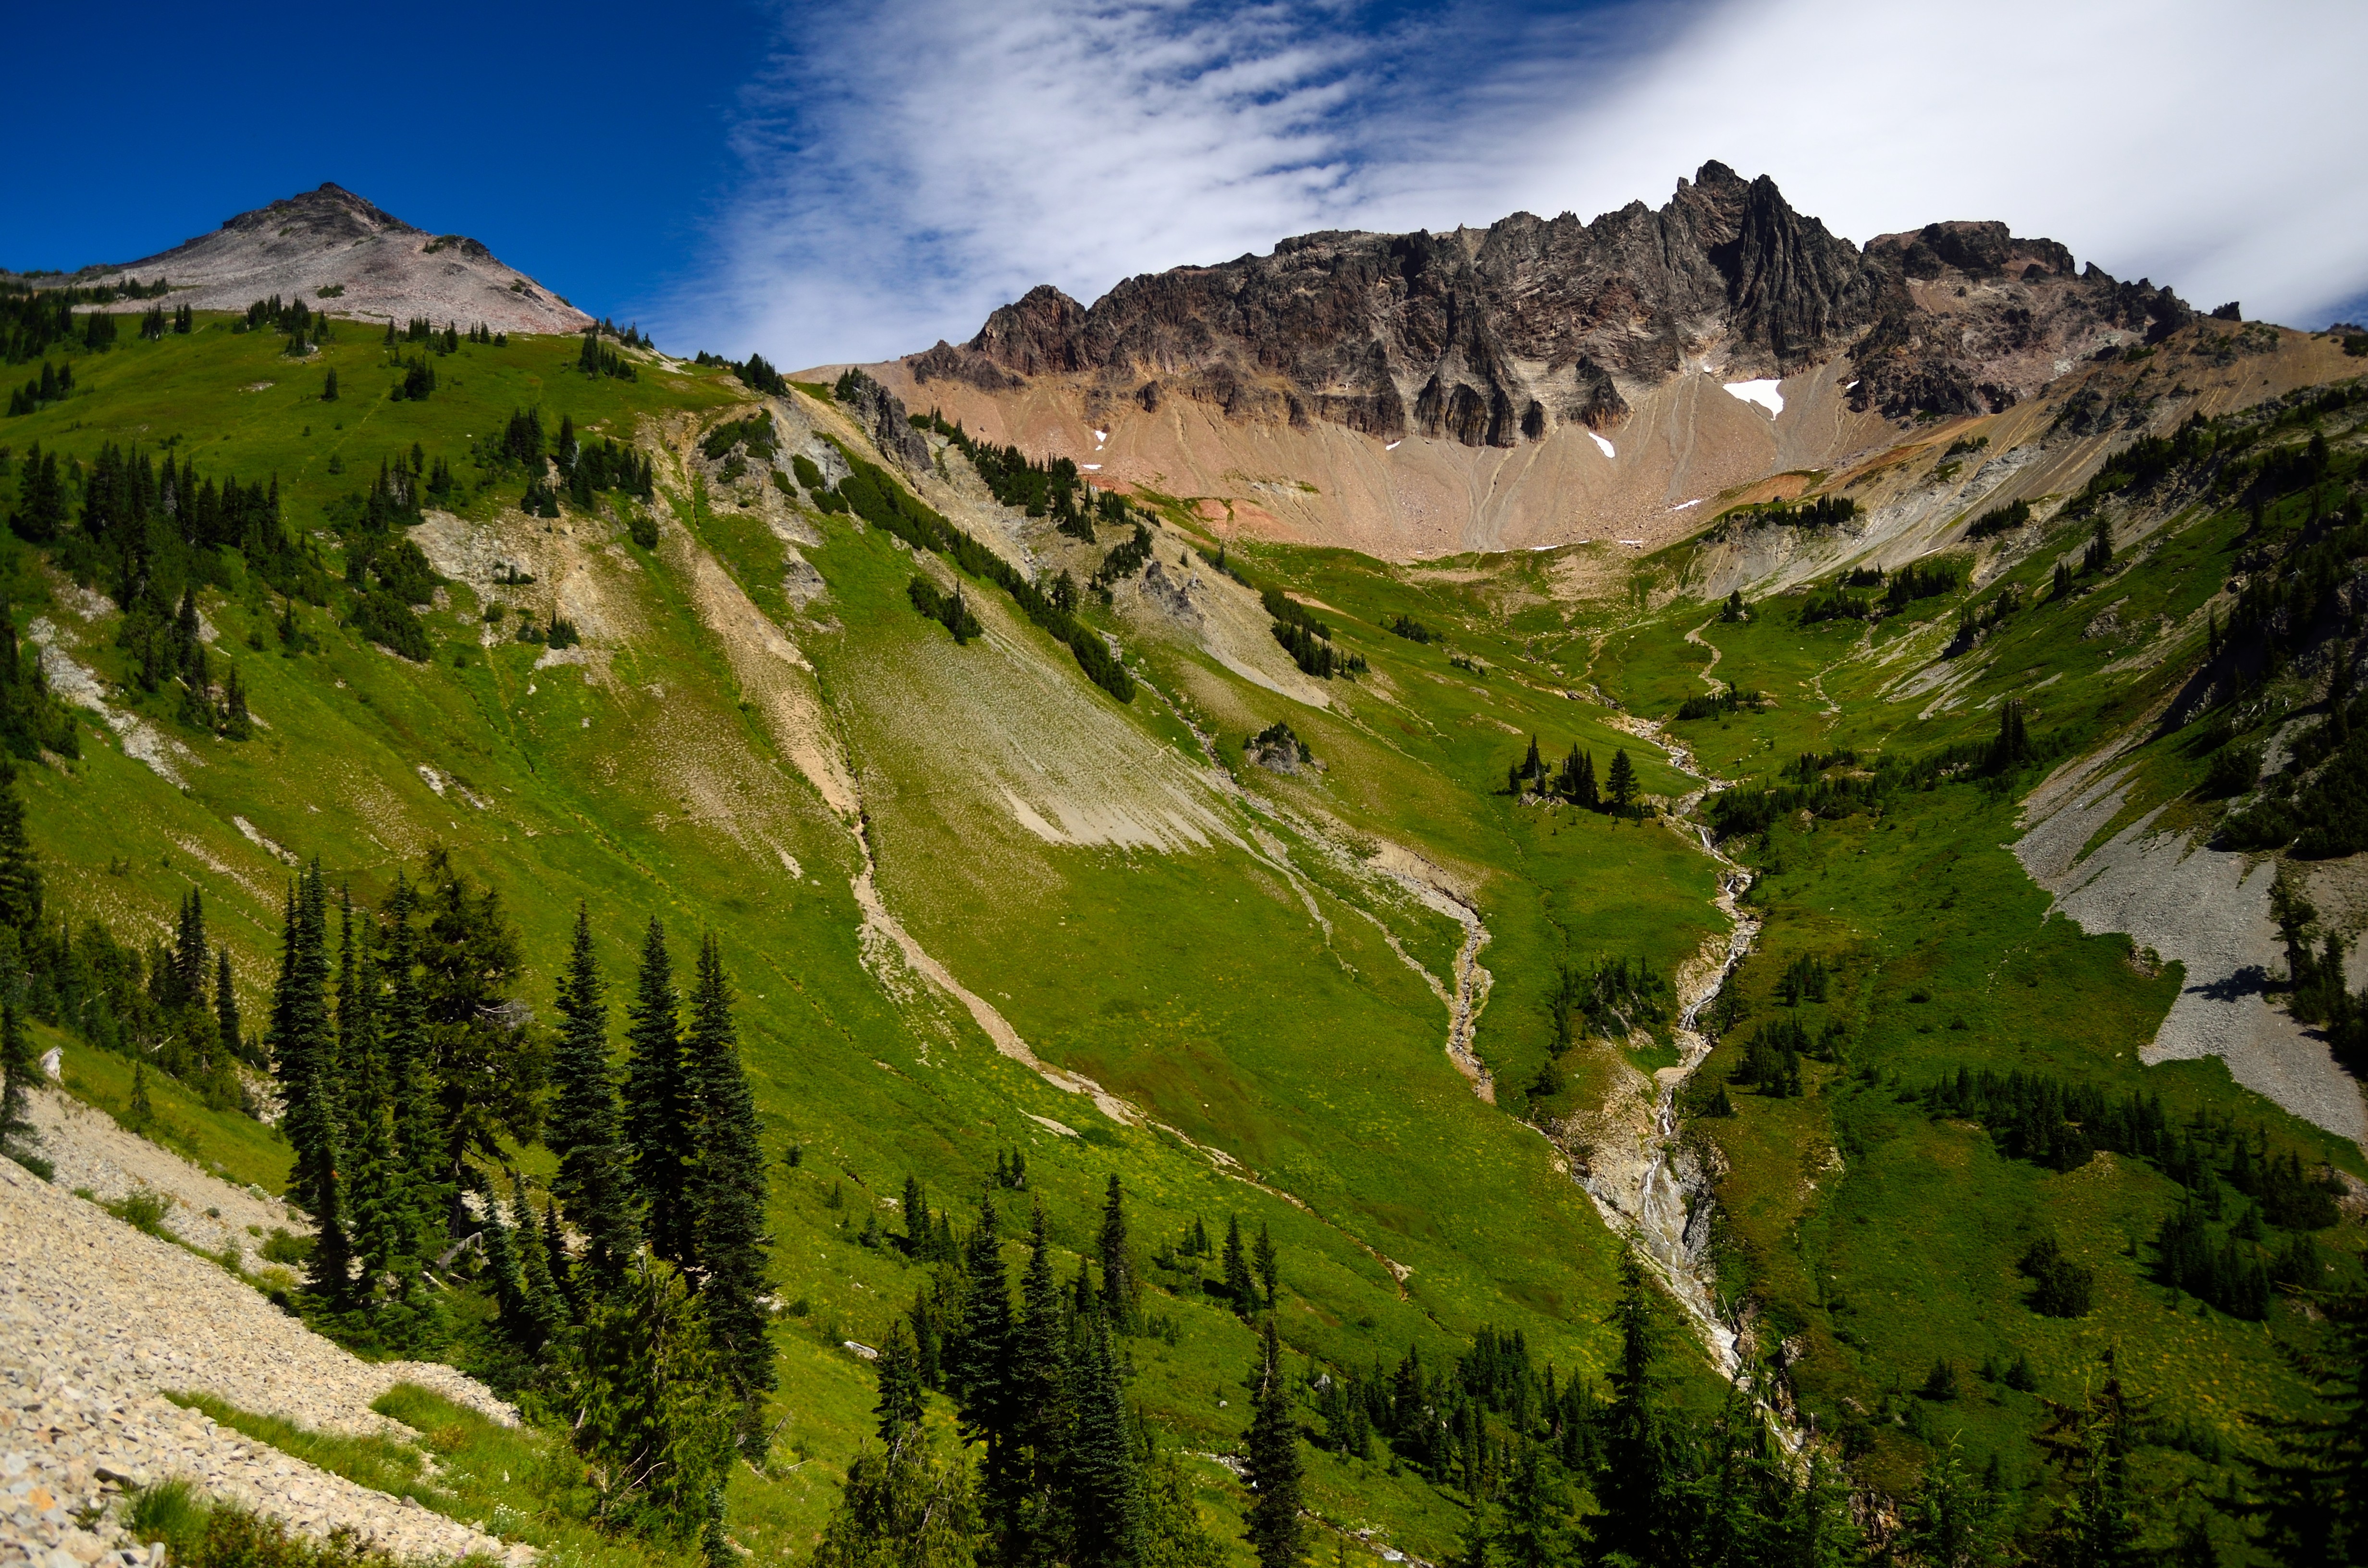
[25,1090,302,1260]
[0,1155,521,1566]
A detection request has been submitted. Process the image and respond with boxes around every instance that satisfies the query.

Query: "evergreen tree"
[514,1178,568,1348]
[1243,1320,1307,1568]
[1223,1214,1256,1315]
[1521,735,1542,788]
[2245,1291,2368,1564]
[950,1194,1018,1550]
[812,1421,982,1568]
[271,862,351,1302]
[215,947,242,1062]
[322,368,338,402]
[1901,1443,2009,1568]
[381,877,447,1264]
[1253,1223,1279,1310]
[548,904,639,1288]
[2035,1348,2146,1568]
[874,1320,927,1444]
[1098,1174,1135,1330]
[685,932,774,1443]
[1493,1444,1570,1568]
[0,997,47,1179]
[481,1180,525,1325]
[1591,1248,1679,1568]
[1605,750,1638,815]
[625,919,693,1266]
[0,769,44,934]
[570,1257,739,1545]
[902,1174,931,1254]
[1012,1203,1071,1531]
[1063,1315,1145,1568]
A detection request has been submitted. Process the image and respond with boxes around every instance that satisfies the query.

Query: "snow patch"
[1080,463,1101,471]
[1723,379,1784,417]
[1589,431,1616,459]
[1670,498,1704,512]
[1384,440,1402,451]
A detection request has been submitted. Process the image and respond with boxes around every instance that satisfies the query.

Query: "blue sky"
[7,0,2366,368]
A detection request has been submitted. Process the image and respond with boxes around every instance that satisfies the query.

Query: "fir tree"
[1493,1444,1570,1568]
[1591,1248,1678,1568]
[686,932,774,1444]
[322,368,338,402]
[1605,750,1638,815]
[381,877,447,1264]
[1244,1320,1307,1568]
[272,862,351,1302]
[1012,1203,1070,1503]
[874,1320,927,1444]
[2035,1348,2146,1568]
[515,1179,568,1348]
[1253,1223,1279,1310]
[2245,1292,2368,1564]
[902,1174,931,1255]
[1223,1214,1256,1315]
[1098,1174,1135,1331]
[951,1194,1018,1548]
[1063,1315,1145,1568]
[548,905,639,1289]
[625,919,693,1266]
[215,946,242,1061]
[0,769,44,934]
[0,997,48,1179]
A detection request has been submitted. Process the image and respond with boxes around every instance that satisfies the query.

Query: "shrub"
[2200,744,2261,798]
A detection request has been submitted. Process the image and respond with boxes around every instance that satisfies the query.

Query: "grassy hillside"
[9,307,2365,1567]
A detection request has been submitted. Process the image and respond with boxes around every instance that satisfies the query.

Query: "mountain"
[10,183,593,334]
[867,162,2277,557]
[3,166,2367,1568]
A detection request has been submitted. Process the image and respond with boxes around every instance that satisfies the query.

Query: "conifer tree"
[1064,1315,1145,1568]
[322,368,338,402]
[0,997,47,1179]
[272,862,350,1302]
[1591,1248,1678,1568]
[902,1174,931,1254]
[542,1199,573,1315]
[1244,1320,1307,1568]
[1223,1214,1255,1316]
[951,1194,1018,1545]
[686,932,774,1442]
[2036,1348,2146,1568]
[1012,1203,1071,1534]
[2246,1296,2368,1563]
[481,1180,524,1324]
[1605,750,1637,815]
[1494,1444,1569,1568]
[874,1320,927,1444]
[382,877,447,1261]
[215,947,242,1061]
[549,905,638,1288]
[1098,1174,1134,1331]
[0,771,41,935]
[624,919,693,1265]
[340,939,402,1287]
[1253,1223,1279,1310]
[1521,735,1542,788]
[515,1179,568,1348]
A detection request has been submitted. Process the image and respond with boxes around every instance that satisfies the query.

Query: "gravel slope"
[0,1114,527,1566]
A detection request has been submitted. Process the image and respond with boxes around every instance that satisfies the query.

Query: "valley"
[1,171,2364,1568]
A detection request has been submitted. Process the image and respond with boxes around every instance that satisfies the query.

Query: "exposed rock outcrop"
[910,161,2197,448]
[831,368,931,471]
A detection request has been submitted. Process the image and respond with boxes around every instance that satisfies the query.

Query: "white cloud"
[664,0,2368,367]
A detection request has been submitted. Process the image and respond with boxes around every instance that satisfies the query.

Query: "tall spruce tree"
[215,947,242,1062]
[0,770,40,936]
[625,918,693,1265]
[1253,1223,1278,1310]
[1605,750,1638,815]
[1494,1444,1570,1568]
[271,862,350,1302]
[1012,1203,1071,1547]
[381,877,447,1262]
[1591,1248,1679,1568]
[2245,1295,2368,1563]
[950,1194,1018,1551]
[549,905,639,1288]
[1063,1315,1144,1568]
[514,1178,567,1349]
[685,932,774,1444]
[1243,1320,1307,1568]
[1223,1214,1256,1316]
[1097,1174,1134,1331]
[874,1320,927,1445]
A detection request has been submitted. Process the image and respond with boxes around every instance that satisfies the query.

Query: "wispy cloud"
[665,0,2368,367]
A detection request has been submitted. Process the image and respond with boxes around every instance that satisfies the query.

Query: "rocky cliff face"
[34,184,594,336]
[908,162,2195,446]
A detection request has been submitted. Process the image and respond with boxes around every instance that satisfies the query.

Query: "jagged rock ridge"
[24,184,594,336]
[909,162,2198,444]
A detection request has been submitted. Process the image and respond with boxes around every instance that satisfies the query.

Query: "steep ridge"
[863,161,2229,558]
[18,184,592,334]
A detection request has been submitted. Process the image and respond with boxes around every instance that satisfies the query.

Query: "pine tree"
[685,932,773,1443]
[1011,1202,1071,1544]
[1493,1443,1569,1568]
[549,905,639,1289]
[322,368,339,402]
[515,1179,568,1348]
[902,1174,931,1255]
[542,1199,573,1316]
[2246,1295,2368,1564]
[874,1320,927,1444]
[1605,750,1637,815]
[1223,1214,1255,1315]
[1063,1315,1145,1568]
[0,997,48,1178]
[625,919,693,1266]
[1253,1223,1279,1310]
[481,1180,525,1324]
[382,878,447,1263]
[1521,735,1542,788]
[2035,1348,2146,1568]
[1244,1320,1307,1568]
[1097,1174,1134,1331]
